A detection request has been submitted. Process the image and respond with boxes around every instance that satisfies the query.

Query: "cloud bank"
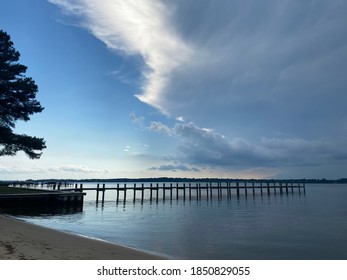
[144,121,346,169]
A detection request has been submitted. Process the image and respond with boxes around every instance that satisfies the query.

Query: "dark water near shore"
[18,184,347,259]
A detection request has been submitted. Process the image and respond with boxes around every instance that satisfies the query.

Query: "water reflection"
[0,204,83,216]
[19,185,345,260]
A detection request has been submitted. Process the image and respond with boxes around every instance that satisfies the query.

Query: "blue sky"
[1,0,347,180]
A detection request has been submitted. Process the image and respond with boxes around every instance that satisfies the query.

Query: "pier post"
[163,183,166,201]
[189,183,192,200]
[96,183,100,203]
[133,183,136,203]
[267,182,270,196]
[273,182,277,194]
[183,183,186,201]
[286,182,289,195]
[252,182,255,196]
[170,183,173,201]
[176,183,179,199]
[236,181,240,197]
[141,183,145,204]
[116,184,120,203]
[260,182,263,196]
[156,183,159,203]
[102,183,106,204]
[244,182,248,196]
[123,184,127,203]
[227,182,231,199]
[150,183,153,202]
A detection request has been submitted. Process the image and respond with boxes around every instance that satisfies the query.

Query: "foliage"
[0,30,45,159]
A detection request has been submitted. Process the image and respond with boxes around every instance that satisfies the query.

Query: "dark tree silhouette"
[0,30,46,159]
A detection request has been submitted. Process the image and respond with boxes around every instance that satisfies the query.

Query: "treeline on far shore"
[3,177,347,185]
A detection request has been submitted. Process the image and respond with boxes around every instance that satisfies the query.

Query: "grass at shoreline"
[0,186,49,194]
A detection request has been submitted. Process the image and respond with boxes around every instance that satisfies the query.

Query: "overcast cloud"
[162,0,347,137]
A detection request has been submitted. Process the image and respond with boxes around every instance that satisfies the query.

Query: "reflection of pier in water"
[76,180,306,205]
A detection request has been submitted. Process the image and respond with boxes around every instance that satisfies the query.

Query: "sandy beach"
[0,215,165,260]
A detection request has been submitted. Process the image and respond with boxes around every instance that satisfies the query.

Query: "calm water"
[17,183,347,259]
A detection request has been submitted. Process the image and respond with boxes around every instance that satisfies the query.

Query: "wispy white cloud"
[49,0,192,114]
[0,164,109,174]
[0,165,44,174]
[49,165,110,173]
[129,111,145,127]
[147,121,172,136]
[123,142,149,156]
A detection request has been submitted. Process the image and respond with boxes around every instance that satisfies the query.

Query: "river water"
[17,183,347,259]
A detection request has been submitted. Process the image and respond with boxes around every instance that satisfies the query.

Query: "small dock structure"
[1,182,85,214]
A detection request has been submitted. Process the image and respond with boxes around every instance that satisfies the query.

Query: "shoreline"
[0,214,166,260]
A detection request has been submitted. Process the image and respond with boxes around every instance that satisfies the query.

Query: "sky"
[1,0,347,180]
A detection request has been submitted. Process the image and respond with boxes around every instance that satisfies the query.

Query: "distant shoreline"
[3,177,347,184]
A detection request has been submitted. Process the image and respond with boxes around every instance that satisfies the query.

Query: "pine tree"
[0,30,46,159]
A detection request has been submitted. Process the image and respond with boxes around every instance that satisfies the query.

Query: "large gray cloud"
[159,0,347,139]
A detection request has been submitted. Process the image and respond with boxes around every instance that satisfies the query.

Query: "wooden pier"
[62,180,306,204]
[7,180,306,205]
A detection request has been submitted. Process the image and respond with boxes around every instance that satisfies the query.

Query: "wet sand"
[0,215,165,260]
